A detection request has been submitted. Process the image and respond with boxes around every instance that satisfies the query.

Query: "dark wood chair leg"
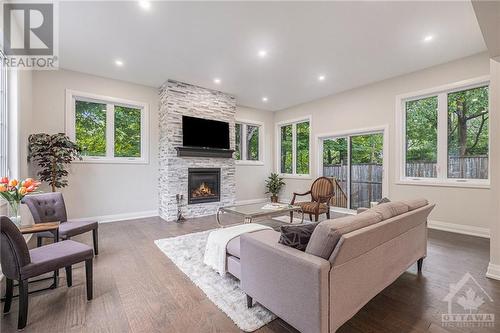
[246,295,253,308]
[18,279,29,330]
[314,213,319,222]
[37,236,43,247]
[308,213,313,221]
[65,266,73,287]
[85,259,93,301]
[289,212,293,223]
[92,228,99,255]
[3,278,13,314]
[326,210,331,219]
[417,258,424,272]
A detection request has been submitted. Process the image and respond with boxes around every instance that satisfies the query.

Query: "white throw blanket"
[204,224,272,276]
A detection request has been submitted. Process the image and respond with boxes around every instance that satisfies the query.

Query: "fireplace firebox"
[188,168,221,205]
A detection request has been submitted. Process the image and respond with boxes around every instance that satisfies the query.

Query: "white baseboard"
[71,210,159,224]
[234,198,268,205]
[428,219,490,239]
[486,263,500,280]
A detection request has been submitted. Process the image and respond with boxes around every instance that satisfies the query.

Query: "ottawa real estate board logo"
[2,2,58,69]
[442,272,495,328]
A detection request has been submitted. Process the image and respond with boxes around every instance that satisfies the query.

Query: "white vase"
[8,201,22,228]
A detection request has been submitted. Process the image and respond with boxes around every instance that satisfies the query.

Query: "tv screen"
[182,116,230,149]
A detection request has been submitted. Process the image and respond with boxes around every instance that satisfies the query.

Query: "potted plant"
[0,177,40,227]
[265,173,286,203]
[28,133,82,192]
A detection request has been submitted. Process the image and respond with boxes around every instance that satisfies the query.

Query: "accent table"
[216,202,304,228]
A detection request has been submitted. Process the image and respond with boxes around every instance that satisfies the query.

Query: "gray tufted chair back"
[0,216,31,279]
[22,192,68,224]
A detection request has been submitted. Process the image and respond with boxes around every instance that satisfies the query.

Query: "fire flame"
[192,182,214,197]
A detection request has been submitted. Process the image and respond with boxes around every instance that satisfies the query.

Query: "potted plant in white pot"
[265,173,286,203]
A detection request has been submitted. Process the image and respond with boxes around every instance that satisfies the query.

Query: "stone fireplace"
[158,80,236,221]
[188,168,221,205]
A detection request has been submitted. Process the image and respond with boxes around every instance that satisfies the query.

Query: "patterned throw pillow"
[278,223,319,251]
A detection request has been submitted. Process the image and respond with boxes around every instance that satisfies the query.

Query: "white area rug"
[154,230,276,332]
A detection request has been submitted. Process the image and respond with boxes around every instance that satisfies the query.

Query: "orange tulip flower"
[18,187,27,195]
[23,178,34,187]
[26,185,36,192]
[0,185,6,192]
[8,179,18,187]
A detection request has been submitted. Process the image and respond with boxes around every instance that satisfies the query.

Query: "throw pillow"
[378,197,391,204]
[279,223,319,251]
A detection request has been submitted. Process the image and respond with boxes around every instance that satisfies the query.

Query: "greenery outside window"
[234,120,263,165]
[277,118,311,177]
[66,90,149,163]
[398,77,489,187]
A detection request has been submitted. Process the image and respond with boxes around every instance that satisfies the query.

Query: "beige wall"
[31,69,159,220]
[235,106,274,202]
[274,52,493,231]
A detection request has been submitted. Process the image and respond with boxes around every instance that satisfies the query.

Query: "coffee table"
[216,202,304,228]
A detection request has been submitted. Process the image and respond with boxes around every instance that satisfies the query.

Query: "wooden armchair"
[290,177,335,222]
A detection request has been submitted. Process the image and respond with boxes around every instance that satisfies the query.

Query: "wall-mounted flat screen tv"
[182,116,230,149]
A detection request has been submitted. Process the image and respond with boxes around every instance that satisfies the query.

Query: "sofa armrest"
[240,230,330,333]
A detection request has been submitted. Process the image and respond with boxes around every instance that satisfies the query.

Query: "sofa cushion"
[305,211,382,259]
[403,198,428,211]
[227,237,240,258]
[278,222,319,251]
[370,201,409,220]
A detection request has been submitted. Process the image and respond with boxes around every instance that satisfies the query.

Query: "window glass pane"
[296,121,310,174]
[405,96,438,178]
[246,125,259,160]
[447,86,489,179]
[234,123,241,160]
[280,125,293,173]
[350,133,383,210]
[114,105,141,158]
[322,137,348,208]
[75,100,107,157]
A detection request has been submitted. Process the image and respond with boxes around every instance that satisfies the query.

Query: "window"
[277,118,311,176]
[0,51,7,177]
[66,90,149,163]
[398,77,489,186]
[234,120,263,164]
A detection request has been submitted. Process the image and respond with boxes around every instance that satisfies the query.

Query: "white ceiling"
[59,1,486,111]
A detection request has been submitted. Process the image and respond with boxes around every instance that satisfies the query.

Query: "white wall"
[31,69,159,220]
[274,52,493,232]
[235,106,274,202]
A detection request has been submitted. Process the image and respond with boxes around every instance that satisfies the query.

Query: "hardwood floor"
[1,215,500,333]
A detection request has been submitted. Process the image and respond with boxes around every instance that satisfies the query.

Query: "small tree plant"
[265,173,286,203]
[28,133,82,192]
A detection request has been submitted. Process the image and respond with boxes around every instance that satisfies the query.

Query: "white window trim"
[395,76,490,188]
[275,115,312,178]
[235,118,264,166]
[65,89,149,164]
[316,125,390,209]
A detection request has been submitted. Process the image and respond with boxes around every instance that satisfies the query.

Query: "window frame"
[234,118,264,166]
[0,51,8,178]
[65,89,149,164]
[275,116,312,179]
[395,76,490,188]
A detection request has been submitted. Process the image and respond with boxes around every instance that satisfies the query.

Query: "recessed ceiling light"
[138,1,151,10]
[114,59,124,66]
[423,35,434,42]
[262,97,268,102]
[318,75,326,81]
[258,50,268,58]
[213,78,221,84]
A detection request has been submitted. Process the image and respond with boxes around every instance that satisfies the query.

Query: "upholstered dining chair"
[290,177,335,222]
[0,216,94,329]
[22,192,99,255]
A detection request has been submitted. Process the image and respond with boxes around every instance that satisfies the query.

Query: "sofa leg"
[65,266,73,287]
[417,258,424,272]
[18,279,29,330]
[3,278,13,314]
[92,228,99,256]
[246,295,253,308]
[85,259,93,301]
